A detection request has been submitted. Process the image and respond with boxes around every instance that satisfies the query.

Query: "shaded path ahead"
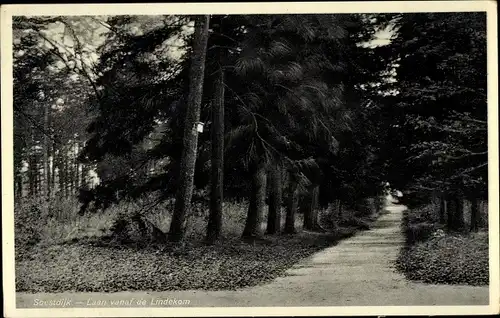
[17,204,489,307]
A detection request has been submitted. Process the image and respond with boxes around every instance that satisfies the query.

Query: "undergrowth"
[396,204,489,286]
[15,196,379,292]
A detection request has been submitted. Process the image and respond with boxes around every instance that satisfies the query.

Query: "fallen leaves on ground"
[16,229,357,293]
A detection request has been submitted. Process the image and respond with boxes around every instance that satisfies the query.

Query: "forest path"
[17,203,489,307]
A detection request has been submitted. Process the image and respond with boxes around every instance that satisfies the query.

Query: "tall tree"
[303,184,320,231]
[206,55,225,243]
[169,15,211,242]
[43,101,51,199]
[227,15,356,236]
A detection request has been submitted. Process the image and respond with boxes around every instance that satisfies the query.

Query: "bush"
[398,191,432,209]
[105,211,167,246]
[14,195,251,248]
[401,204,443,245]
[402,204,440,226]
[404,222,440,245]
[14,196,85,254]
[339,217,371,231]
[397,202,489,286]
[14,200,45,259]
[354,198,377,217]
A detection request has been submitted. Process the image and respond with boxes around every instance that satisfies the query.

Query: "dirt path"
[17,204,489,307]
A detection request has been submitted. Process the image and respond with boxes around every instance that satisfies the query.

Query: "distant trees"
[13,17,95,201]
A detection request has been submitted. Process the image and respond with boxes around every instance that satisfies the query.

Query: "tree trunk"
[63,151,69,197]
[169,15,210,243]
[71,142,77,193]
[75,161,80,191]
[455,197,464,230]
[335,200,343,220]
[58,148,65,197]
[75,141,80,190]
[448,195,464,231]
[46,147,52,199]
[447,197,455,230]
[50,142,56,192]
[15,171,22,199]
[470,198,480,232]
[14,148,23,199]
[439,196,447,224]
[284,173,298,234]
[311,185,320,227]
[28,132,35,196]
[82,162,89,189]
[206,66,225,244]
[303,185,320,231]
[69,155,75,196]
[35,159,41,197]
[43,102,50,199]
[32,159,36,197]
[266,163,282,234]
[303,192,313,229]
[28,155,33,196]
[242,163,267,239]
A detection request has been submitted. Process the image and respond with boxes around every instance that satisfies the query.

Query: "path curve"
[17,204,489,307]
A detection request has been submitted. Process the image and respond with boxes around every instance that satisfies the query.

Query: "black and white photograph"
[1,1,498,317]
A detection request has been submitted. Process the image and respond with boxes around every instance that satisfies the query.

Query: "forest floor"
[16,203,489,307]
[16,200,374,294]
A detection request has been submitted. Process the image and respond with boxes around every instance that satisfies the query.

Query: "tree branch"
[37,29,102,102]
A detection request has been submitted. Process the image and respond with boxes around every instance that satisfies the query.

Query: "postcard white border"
[2,1,498,317]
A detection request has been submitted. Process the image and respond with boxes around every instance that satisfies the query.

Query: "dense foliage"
[379,13,487,206]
